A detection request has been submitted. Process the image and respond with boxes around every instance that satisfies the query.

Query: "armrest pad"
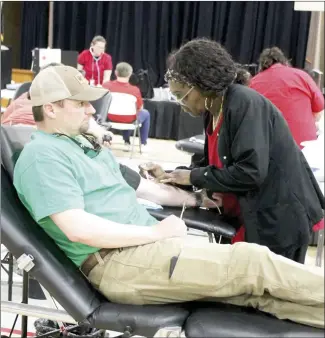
[89,302,189,337]
[175,137,205,156]
[149,207,236,238]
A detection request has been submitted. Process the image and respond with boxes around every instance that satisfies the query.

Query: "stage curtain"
[20,1,311,85]
[20,1,49,69]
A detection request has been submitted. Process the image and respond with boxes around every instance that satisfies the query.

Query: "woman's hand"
[138,162,169,181]
[160,169,191,186]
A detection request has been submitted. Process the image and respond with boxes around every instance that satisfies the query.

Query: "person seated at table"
[77,35,113,86]
[250,47,324,148]
[1,62,64,127]
[1,91,34,126]
[1,63,112,145]
[103,62,151,151]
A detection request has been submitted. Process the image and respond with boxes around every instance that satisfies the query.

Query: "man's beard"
[79,120,90,134]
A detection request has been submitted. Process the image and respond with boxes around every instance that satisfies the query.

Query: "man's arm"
[136,176,198,207]
[77,51,87,77]
[120,163,197,206]
[301,71,325,118]
[51,209,162,248]
[51,209,187,249]
[120,165,221,208]
[103,70,112,83]
[102,55,112,84]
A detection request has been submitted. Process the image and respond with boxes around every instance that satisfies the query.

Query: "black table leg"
[8,252,13,301]
[21,270,29,338]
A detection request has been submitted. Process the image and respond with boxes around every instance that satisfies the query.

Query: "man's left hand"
[160,169,191,186]
[93,129,114,147]
[87,118,114,147]
[101,130,114,148]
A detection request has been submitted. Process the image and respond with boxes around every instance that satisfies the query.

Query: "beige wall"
[306,11,324,88]
[319,13,324,87]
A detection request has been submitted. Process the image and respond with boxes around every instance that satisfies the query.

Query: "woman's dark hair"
[258,47,289,71]
[165,38,238,96]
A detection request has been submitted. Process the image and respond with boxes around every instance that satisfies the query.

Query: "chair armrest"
[175,137,205,156]
[148,207,236,238]
[89,302,189,337]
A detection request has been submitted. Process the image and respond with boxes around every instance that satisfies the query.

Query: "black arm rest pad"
[184,302,324,337]
[89,303,189,337]
[175,136,205,156]
[149,207,236,238]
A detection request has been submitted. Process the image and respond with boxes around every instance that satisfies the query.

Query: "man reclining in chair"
[13,65,324,329]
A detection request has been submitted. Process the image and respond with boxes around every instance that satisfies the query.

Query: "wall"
[305,11,324,88]
[3,1,22,68]
[319,12,324,87]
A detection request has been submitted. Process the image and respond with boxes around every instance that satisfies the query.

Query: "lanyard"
[91,57,101,84]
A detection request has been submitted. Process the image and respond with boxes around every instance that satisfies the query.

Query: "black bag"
[131,69,154,99]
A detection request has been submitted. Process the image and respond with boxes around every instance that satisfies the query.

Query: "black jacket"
[188,84,324,253]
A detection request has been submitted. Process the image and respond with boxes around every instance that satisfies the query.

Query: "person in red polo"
[77,36,113,86]
[103,62,151,151]
[250,47,324,149]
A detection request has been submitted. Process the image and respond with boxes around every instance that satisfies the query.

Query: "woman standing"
[250,47,324,148]
[77,35,113,86]
[140,38,324,263]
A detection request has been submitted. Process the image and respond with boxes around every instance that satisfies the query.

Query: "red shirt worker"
[250,47,324,148]
[77,35,113,86]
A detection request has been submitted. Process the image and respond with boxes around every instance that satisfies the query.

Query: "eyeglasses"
[175,87,194,106]
[54,133,102,159]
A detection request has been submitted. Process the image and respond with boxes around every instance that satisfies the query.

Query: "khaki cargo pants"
[88,238,324,329]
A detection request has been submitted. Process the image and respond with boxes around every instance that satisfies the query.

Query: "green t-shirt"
[13,131,158,266]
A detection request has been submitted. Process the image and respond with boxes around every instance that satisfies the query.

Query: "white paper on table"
[316,113,324,134]
[39,48,61,68]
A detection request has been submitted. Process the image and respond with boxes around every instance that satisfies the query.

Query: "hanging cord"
[180,190,222,220]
